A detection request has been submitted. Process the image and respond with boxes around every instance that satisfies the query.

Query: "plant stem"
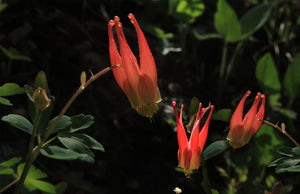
[14,110,42,194]
[263,120,300,148]
[13,66,117,194]
[0,178,19,193]
[201,153,212,194]
[217,40,228,102]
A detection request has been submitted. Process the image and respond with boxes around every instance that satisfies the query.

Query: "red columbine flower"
[172,101,214,176]
[108,13,161,117]
[227,90,266,148]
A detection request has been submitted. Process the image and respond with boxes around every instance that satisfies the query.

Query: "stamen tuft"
[114,16,120,23]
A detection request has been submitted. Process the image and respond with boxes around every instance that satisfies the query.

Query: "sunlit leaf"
[256,53,281,103]
[1,114,33,134]
[215,0,241,42]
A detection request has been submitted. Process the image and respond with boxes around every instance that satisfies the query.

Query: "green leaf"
[194,27,222,40]
[292,147,300,156]
[0,168,14,175]
[34,71,48,90]
[40,145,90,161]
[268,157,290,167]
[17,163,56,193]
[0,46,31,61]
[189,97,199,115]
[176,0,205,23]
[283,52,300,101]
[148,26,174,39]
[1,114,33,134]
[59,133,104,152]
[256,53,281,102]
[240,3,272,39]
[68,114,94,133]
[0,96,12,106]
[276,146,293,157]
[215,0,241,42]
[0,83,25,97]
[212,109,232,122]
[203,140,231,160]
[0,157,22,168]
[276,164,300,173]
[44,115,71,135]
[0,0,7,14]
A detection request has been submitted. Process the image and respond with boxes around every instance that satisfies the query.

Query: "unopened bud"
[80,71,86,87]
[33,87,51,111]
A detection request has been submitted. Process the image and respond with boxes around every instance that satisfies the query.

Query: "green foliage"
[256,53,281,104]
[240,3,272,39]
[0,0,7,14]
[203,140,231,160]
[0,157,22,175]
[17,163,56,193]
[211,109,232,122]
[1,114,33,134]
[0,46,31,62]
[34,71,49,91]
[188,97,199,115]
[169,0,205,23]
[0,83,25,106]
[215,0,241,42]
[283,52,300,102]
[215,0,272,42]
[269,146,300,173]
[68,114,94,133]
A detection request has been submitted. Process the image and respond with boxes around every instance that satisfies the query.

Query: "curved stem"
[14,110,42,194]
[262,120,300,148]
[0,178,19,193]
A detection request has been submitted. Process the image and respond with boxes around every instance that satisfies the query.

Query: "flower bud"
[33,87,51,111]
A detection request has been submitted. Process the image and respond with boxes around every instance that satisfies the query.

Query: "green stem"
[201,153,212,194]
[217,40,228,102]
[14,110,42,194]
[263,120,300,148]
[31,66,117,173]
[224,41,243,86]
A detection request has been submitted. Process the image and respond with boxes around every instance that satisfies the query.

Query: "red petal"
[253,94,265,133]
[243,92,260,131]
[172,102,188,151]
[114,18,140,91]
[108,20,127,91]
[128,13,157,85]
[198,105,214,152]
[230,90,251,131]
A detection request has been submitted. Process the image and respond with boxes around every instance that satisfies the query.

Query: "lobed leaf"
[1,114,33,134]
[203,140,231,160]
[0,83,25,97]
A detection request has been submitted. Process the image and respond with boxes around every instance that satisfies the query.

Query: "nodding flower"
[227,90,265,148]
[172,101,214,176]
[108,13,161,118]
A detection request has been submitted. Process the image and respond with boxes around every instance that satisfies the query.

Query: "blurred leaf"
[283,52,300,101]
[212,109,232,122]
[1,114,33,134]
[68,114,94,133]
[24,84,34,102]
[17,163,56,193]
[176,0,205,23]
[0,46,31,61]
[194,27,222,40]
[292,147,300,156]
[34,71,48,90]
[0,0,7,13]
[0,83,25,97]
[215,0,241,42]
[276,146,293,157]
[211,189,219,194]
[42,182,68,194]
[203,140,231,160]
[240,3,272,39]
[0,157,22,168]
[0,96,12,106]
[256,53,281,103]
[44,115,71,135]
[41,145,90,161]
[189,97,199,115]
[158,39,182,55]
[276,164,300,173]
[169,0,204,23]
[148,26,174,39]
